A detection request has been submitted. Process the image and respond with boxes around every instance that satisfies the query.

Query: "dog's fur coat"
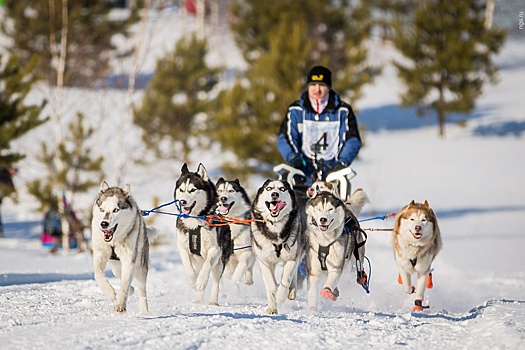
[215,178,255,287]
[392,200,442,311]
[305,190,368,310]
[251,179,307,315]
[174,163,226,305]
[91,181,153,313]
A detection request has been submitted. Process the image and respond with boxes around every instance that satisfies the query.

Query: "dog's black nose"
[414,225,422,232]
[180,200,187,206]
[100,221,109,229]
[220,196,227,202]
[320,217,327,225]
[271,192,279,200]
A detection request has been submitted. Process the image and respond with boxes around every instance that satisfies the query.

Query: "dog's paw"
[320,287,338,301]
[288,287,296,300]
[267,307,278,315]
[208,301,219,306]
[114,304,126,312]
[412,299,429,312]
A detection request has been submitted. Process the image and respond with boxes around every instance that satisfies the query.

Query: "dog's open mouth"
[266,200,287,217]
[319,220,333,232]
[411,230,423,239]
[101,224,117,242]
[312,218,333,232]
[218,201,234,215]
[180,201,196,215]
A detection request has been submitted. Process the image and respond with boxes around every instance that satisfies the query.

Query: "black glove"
[290,154,306,170]
[332,162,347,172]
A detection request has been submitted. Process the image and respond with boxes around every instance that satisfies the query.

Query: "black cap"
[307,65,332,88]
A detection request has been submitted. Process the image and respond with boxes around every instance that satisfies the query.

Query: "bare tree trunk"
[115,0,152,185]
[49,0,71,253]
[196,0,205,39]
[485,0,495,29]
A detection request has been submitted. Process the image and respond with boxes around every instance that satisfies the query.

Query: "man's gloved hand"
[332,162,347,172]
[290,154,307,170]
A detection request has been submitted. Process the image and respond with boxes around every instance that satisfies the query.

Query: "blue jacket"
[277,89,361,181]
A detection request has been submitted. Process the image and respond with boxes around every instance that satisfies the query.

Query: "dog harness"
[189,227,202,256]
[110,246,120,261]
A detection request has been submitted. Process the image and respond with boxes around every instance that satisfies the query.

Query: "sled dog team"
[91,163,442,314]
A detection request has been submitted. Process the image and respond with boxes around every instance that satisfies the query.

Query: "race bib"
[301,119,340,160]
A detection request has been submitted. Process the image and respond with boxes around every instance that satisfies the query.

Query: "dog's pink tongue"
[270,200,286,214]
[219,204,230,215]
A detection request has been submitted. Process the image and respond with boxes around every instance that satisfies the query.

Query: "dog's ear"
[100,181,110,193]
[409,200,416,206]
[123,184,131,198]
[216,177,225,186]
[181,163,189,173]
[423,200,430,208]
[197,163,208,181]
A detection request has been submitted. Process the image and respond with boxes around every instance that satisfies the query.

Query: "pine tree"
[393,0,506,137]
[210,0,378,178]
[0,0,140,87]
[0,54,47,237]
[27,113,104,251]
[133,34,222,163]
[208,15,312,180]
[0,55,48,168]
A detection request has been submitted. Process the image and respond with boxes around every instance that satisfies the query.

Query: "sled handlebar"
[273,163,306,186]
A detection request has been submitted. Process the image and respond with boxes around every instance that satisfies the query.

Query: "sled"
[273,162,357,201]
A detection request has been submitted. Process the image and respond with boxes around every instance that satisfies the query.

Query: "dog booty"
[426,272,434,289]
[320,287,339,301]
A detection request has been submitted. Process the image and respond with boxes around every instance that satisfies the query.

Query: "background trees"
[207,0,379,179]
[393,0,506,137]
[133,34,222,164]
[0,54,48,237]
[0,0,140,88]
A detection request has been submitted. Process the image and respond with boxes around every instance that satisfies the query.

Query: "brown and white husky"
[392,200,442,311]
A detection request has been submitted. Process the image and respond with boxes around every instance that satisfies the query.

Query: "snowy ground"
[1,10,525,350]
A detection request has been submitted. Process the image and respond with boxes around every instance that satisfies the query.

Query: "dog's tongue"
[103,232,113,242]
[218,203,230,215]
[320,225,329,232]
[270,200,286,214]
[102,225,117,242]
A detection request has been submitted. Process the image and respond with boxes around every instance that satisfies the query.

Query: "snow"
[1,10,525,350]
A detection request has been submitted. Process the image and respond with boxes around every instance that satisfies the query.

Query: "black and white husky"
[304,190,368,310]
[251,179,307,315]
[91,181,155,313]
[174,163,225,305]
[215,178,255,287]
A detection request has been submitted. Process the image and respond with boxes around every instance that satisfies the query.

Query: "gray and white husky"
[91,181,155,313]
[251,179,307,315]
[304,190,368,310]
[174,163,225,305]
[215,178,255,287]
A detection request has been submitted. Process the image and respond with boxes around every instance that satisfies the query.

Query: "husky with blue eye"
[251,179,306,315]
[91,181,156,314]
